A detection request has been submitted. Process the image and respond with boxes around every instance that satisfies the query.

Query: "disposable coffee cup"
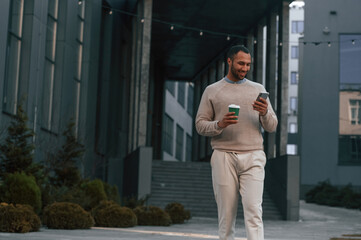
[228,104,240,120]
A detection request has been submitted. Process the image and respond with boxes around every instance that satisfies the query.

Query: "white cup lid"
[228,104,240,108]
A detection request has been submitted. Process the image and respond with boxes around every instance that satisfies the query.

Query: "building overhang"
[108,0,292,81]
[151,0,292,81]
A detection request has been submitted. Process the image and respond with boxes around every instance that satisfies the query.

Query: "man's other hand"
[253,98,268,116]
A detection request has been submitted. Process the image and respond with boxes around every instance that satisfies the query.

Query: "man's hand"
[253,98,268,116]
[218,112,238,128]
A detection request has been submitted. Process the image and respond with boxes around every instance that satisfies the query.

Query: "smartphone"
[256,92,269,101]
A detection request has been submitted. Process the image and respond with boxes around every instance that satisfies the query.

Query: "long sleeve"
[260,98,278,133]
[195,87,224,137]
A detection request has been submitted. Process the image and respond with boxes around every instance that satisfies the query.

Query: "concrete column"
[129,0,153,151]
[138,0,152,147]
[199,73,208,161]
[216,59,225,80]
[123,146,152,199]
[150,61,164,160]
[206,68,215,157]
[224,54,229,76]
[19,0,38,119]
[80,0,102,179]
[264,8,278,159]
[138,147,153,198]
[128,16,137,153]
[265,155,300,220]
[192,76,202,161]
[95,4,113,155]
[276,1,289,156]
[246,32,255,80]
[253,21,265,84]
[209,66,216,84]
[0,1,10,112]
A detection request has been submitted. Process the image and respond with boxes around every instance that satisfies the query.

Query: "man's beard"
[230,62,246,80]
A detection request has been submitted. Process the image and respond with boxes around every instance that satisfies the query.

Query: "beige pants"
[211,150,266,240]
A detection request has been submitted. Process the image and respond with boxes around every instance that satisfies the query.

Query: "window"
[349,100,361,125]
[3,0,24,114]
[42,0,58,130]
[339,34,361,90]
[186,134,192,161]
[187,83,194,116]
[287,144,297,155]
[74,0,85,136]
[177,82,185,107]
[176,125,184,161]
[289,123,297,133]
[291,72,298,85]
[291,21,304,34]
[291,46,299,59]
[166,81,175,96]
[339,136,361,165]
[162,114,174,155]
[351,137,361,163]
[290,97,298,113]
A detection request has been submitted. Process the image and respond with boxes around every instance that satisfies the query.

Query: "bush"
[103,182,120,203]
[2,172,41,213]
[339,185,361,209]
[0,203,41,233]
[305,181,338,206]
[49,121,84,188]
[92,201,137,227]
[42,179,120,212]
[0,104,35,177]
[43,202,94,229]
[306,181,361,210]
[165,202,191,224]
[133,206,171,226]
[83,179,107,210]
[43,180,94,211]
[123,194,149,209]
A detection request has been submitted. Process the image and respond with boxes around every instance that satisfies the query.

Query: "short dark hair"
[227,45,250,60]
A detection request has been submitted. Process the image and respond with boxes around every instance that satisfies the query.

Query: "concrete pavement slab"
[1,201,360,240]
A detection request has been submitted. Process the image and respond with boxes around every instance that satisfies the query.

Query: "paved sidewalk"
[1,201,361,240]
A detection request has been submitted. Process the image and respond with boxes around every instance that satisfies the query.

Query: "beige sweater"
[195,78,278,152]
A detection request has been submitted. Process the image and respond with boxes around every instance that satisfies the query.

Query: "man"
[195,45,278,240]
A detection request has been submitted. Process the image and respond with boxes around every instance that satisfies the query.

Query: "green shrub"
[49,121,84,188]
[42,179,120,212]
[339,185,361,209]
[3,172,41,213]
[56,185,90,209]
[306,181,361,210]
[43,202,94,229]
[305,181,338,206]
[91,200,117,216]
[48,179,106,211]
[133,206,171,226]
[83,179,107,210]
[0,104,35,177]
[0,203,41,233]
[165,202,191,224]
[92,201,137,227]
[123,194,149,209]
[103,182,120,203]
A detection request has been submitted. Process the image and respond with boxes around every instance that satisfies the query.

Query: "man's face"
[228,51,251,80]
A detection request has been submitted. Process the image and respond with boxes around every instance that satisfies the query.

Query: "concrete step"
[149,161,282,220]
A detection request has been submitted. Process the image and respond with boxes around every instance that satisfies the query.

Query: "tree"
[0,104,35,177]
[50,121,85,187]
